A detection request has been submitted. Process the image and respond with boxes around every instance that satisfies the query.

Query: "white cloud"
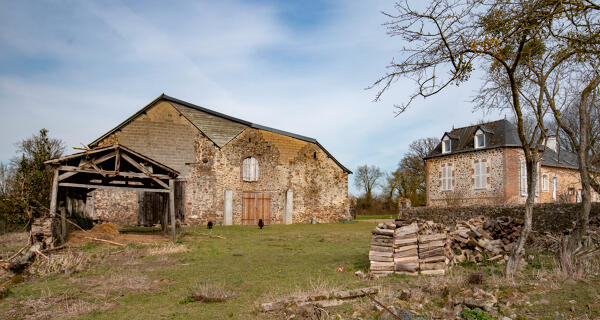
[0,0,500,196]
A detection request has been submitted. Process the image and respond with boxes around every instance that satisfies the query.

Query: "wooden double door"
[241,192,271,226]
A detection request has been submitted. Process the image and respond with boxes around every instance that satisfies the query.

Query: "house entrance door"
[241,192,271,226]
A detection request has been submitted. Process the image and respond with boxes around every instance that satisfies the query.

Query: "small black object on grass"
[258,219,264,229]
[207,221,213,230]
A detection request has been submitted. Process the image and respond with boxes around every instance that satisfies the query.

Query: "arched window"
[474,129,485,149]
[242,157,259,182]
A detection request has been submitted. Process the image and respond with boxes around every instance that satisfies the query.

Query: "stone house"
[87,94,351,225]
[424,119,599,207]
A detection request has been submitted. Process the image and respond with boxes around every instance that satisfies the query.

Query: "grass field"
[1,223,599,319]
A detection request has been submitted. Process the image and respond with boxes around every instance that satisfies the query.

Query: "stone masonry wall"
[91,102,349,226]
[399,203,600,234]
[185,127,350,225]
[427,148,506,207]
[427,147,593,207]
[92,189,138,226]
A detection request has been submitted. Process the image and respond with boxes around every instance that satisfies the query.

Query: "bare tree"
[386,138,440,206]
[354,165,383,207]
[370,0,598,277]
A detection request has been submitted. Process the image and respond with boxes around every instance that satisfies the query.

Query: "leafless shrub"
[443,190,465,207]
[189,281,236,303]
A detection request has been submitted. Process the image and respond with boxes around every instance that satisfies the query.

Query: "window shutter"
[520,160,527,196]
[253,158,259,181]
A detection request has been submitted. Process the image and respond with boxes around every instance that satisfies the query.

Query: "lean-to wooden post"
[49,168,59,217]
[169,179,176,242]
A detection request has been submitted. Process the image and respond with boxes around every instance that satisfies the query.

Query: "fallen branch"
[33,249,49,260]
[42,244,68,253]
[66,219,87,232]
[0,246,29,263]
[261,287,378,312]
[364,291,402,320]
[83,237,124,246]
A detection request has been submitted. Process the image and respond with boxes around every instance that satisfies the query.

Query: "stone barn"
[86,94,351,226]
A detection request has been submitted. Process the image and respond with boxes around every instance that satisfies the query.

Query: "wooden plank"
[418,234,447,243]
[169,179,176,242]
[121,153,169,189]
[369,255,394,262]
[368,251,393,258]
[393,248,418,258]
[394,237,418,245]
[49,169,59,217]
[394,263,418,272]
[58,182,170,193]
[370,245,394,253]
[394,244,418,252]
[60,207,66,243]
[393,256,418,264]
[58,166,171,180]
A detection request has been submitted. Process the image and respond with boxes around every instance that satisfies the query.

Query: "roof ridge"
[88,94,352,174]
[449,119,507,132]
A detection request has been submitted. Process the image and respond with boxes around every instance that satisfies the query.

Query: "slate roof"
[89,94,352,173]
[425,119,581,170]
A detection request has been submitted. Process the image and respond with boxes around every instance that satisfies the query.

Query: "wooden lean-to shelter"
[44,144,180,243]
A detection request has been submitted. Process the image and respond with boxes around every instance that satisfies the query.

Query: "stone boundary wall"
[399,203,600,234]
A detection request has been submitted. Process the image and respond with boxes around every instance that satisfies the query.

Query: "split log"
[394,263,418,272]
[370,245,394,253]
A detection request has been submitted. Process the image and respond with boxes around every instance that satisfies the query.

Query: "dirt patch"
[66,223,168,247]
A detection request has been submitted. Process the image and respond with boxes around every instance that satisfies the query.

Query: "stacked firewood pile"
[393,222,418,275]
[369,222,396,276]
[370,219,452,276]
[418,221,451,275]
[451,216,523,263]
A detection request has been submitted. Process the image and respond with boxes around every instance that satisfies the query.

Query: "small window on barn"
[242,157,259,182]
[474,129,485,149]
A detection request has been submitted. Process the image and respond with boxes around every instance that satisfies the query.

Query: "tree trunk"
[506,155,538,277]
[558,78,595,276]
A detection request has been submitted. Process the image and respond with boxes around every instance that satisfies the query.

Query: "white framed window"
[577,189,582,203]
[520,160,527,196]
[242,157,259,182]
[441,164,453,191]
[442,136,451,154]
[474,129,485,149]
[542,173,549,192]
[473,160,488,189]
[593,191,598,202]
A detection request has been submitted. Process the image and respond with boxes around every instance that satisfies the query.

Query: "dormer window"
[242,157,259,181]
[474,129,485,149]
[442,136,451,154]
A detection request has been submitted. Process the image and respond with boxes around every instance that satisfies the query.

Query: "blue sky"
[0,0,504,195]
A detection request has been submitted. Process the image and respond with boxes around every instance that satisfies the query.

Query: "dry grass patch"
[29,250,89,277]
[146,243,190,256]
[6,287,115,320]
[186,281,236,303]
